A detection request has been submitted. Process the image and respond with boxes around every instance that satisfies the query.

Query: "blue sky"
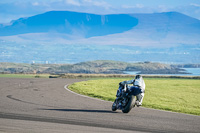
[0,0,200,23]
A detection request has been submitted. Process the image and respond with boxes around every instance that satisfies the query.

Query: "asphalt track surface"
[0,78,200,133]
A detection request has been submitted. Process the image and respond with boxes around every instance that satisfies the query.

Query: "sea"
[124,68,200,76]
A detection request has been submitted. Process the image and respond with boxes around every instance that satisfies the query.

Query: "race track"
[0,77,199,133]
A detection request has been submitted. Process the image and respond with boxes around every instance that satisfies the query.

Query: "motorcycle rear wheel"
[122,96,136,113]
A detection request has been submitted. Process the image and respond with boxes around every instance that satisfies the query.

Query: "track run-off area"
[0,77,200,133]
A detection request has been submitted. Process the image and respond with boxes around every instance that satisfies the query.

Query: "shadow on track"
[40,108,118,113]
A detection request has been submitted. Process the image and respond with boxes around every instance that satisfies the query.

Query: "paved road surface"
[0,77,199,133]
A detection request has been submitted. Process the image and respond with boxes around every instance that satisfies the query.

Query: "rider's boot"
[136,93,144,107]
[135,101,142,107]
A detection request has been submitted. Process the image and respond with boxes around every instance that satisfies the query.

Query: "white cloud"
[136,4,144,8]
[122,4,144,9]
[65,0,80,6]
[83,0,111,9]
[190,3,200,7]
[32,2,39,6]
[157,5,169,12]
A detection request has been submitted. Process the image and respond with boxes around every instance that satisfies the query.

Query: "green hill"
[0,60,190,74]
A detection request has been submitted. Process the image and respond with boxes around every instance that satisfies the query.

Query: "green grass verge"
[0,74,51,78]
[69,78,200,115]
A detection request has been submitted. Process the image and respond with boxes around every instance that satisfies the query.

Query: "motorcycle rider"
[116,75,145,107]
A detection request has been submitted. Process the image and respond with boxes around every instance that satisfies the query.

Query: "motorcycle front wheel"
[112,100,117,111]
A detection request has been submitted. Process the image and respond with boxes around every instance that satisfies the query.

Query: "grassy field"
[69,78,200,115]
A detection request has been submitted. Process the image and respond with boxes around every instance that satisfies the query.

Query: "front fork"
[115,84,131,109]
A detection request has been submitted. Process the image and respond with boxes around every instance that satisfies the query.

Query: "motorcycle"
[112,84,136,113]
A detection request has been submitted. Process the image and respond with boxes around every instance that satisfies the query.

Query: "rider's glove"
[119,81,128,86]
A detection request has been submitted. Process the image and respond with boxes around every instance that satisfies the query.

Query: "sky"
[0,0,200,23]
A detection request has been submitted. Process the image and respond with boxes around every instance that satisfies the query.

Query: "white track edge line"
[64,84,112,103]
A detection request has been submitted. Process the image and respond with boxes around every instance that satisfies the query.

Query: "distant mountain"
[0,11,138,38]
[131,12,200,34]
[128,12,200,45]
